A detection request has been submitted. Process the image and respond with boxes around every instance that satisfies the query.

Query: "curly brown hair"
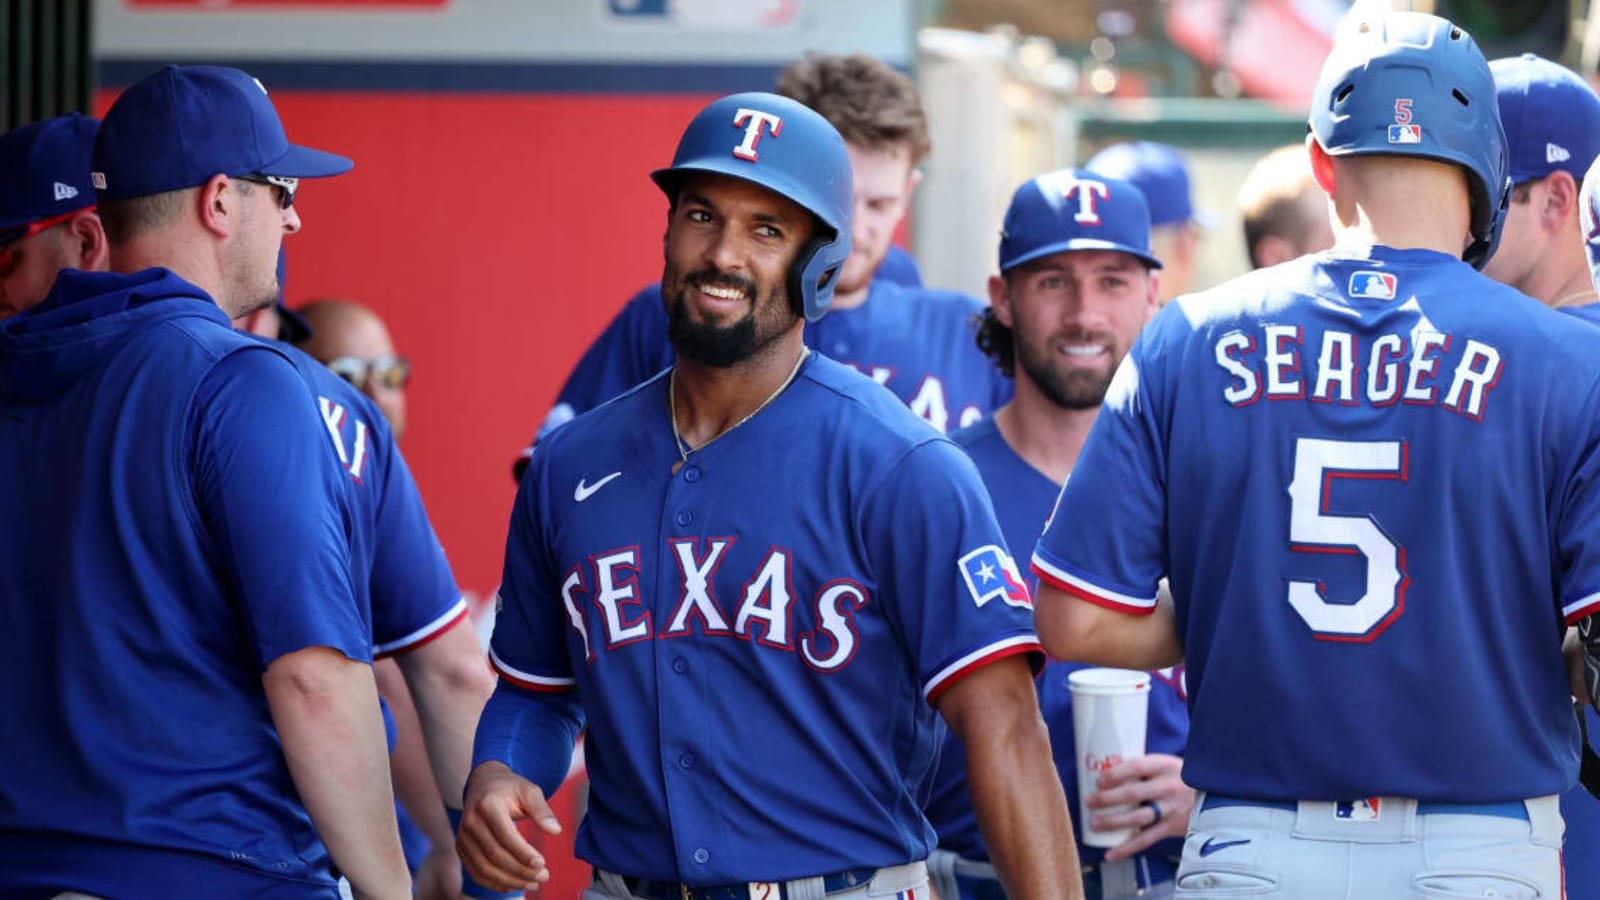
[777,53,931,164]
[974,305,1015,379]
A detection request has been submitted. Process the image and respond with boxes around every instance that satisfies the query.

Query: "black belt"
[620,868,879,900]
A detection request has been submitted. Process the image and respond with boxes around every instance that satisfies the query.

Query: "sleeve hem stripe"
[373,598,471,658]
[1030,555,1157,611]
[489,647,577,693]
[923,636,1044,706]
[1565,594,1600,624]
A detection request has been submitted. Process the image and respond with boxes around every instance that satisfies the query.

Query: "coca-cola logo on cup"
[1086,753,1123,772]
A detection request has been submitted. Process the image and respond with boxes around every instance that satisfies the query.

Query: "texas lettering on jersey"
[556,540,871,672]
[846,364,985,433]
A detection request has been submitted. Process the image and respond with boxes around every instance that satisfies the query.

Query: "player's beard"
[1017,329,1118,411]
[666,269,792,368]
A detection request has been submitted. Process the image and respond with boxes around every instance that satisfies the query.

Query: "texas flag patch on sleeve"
[959,545,1032,609]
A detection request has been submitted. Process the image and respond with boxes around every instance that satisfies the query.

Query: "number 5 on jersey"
[1286,437,1409,641]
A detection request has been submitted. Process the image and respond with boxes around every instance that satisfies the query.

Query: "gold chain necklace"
[669,348,810,463]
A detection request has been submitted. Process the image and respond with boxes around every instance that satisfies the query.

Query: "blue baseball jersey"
[1034,247,1600,802]
[1562,301,1600,329]
[273,341,468,656]
[924,417,1188,864]
[0,268,366,897]
[489,353,1042,884]
[525,253,1005,451]
[1551,303,1600,898]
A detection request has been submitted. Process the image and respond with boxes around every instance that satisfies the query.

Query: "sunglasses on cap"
[0,207,93,277]
[234,173,299,209]
[326,354,411,391]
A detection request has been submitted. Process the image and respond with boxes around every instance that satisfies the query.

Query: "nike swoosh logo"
[1199,837,1251,857]
[574,472,622,502]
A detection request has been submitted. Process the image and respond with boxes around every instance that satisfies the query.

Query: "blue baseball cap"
[0,113,99,230]
[93,65,352,201]
[999,169,1163,273]
[1085,141,1212,229]
[1491,54,1600,185]
[1580,153,1600,292]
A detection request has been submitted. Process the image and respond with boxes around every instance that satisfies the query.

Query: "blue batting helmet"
[652,92,853,322]
[1308,11,1509,269]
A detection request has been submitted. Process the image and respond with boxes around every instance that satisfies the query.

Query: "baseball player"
[1236,143,1336,270]
[517,53,1008,475]
[1487,55,1600,900]
[1565,152,1600,898]
[1084,142,1208,304]
[0,114,103,319]
[1,86,502,898]
[457,92,1078,899]
[1482,54,1600,315]
[1032,12,1600,898]
[0,70,413,896]
[924,171,1189,900]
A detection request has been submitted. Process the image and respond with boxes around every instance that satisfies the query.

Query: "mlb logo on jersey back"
[1335,797,1382,822]
[1348,271,1397,300]
[959,545,1031,609]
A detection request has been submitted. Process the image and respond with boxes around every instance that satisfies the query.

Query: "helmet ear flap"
[788,233,847,322]
[1463,174,1512,270]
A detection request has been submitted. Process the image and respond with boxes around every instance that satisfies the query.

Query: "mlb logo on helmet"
[958,545,1031,610]
[1388,97,1421,144]
[1348,271,1397,300]
[1388,125,1422,144]
[1335,797,1382,821]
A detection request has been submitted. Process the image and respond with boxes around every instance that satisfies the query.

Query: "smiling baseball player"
[458,91,1078,899]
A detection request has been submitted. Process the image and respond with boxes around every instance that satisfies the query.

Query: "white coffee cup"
[1067,667,1152,848]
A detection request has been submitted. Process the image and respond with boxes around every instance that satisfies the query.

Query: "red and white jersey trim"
[489,646,577,693]
[374,597,471,658]
[1565,592,1600,624]
[1031,554,1158,614]
[923,635,1043,706]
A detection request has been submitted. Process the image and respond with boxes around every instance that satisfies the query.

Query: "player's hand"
[1085,753,1194,862]
[414,846,463,900]
[456,761,563,892]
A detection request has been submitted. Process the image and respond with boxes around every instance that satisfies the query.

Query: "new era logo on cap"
[1548,143,1571,164]
[52,182,78,201]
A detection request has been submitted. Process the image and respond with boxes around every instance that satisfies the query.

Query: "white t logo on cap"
[731,108,783,162]
[1064,177,1110,225]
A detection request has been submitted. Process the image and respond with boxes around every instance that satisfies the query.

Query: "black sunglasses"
[235,173,299,209]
